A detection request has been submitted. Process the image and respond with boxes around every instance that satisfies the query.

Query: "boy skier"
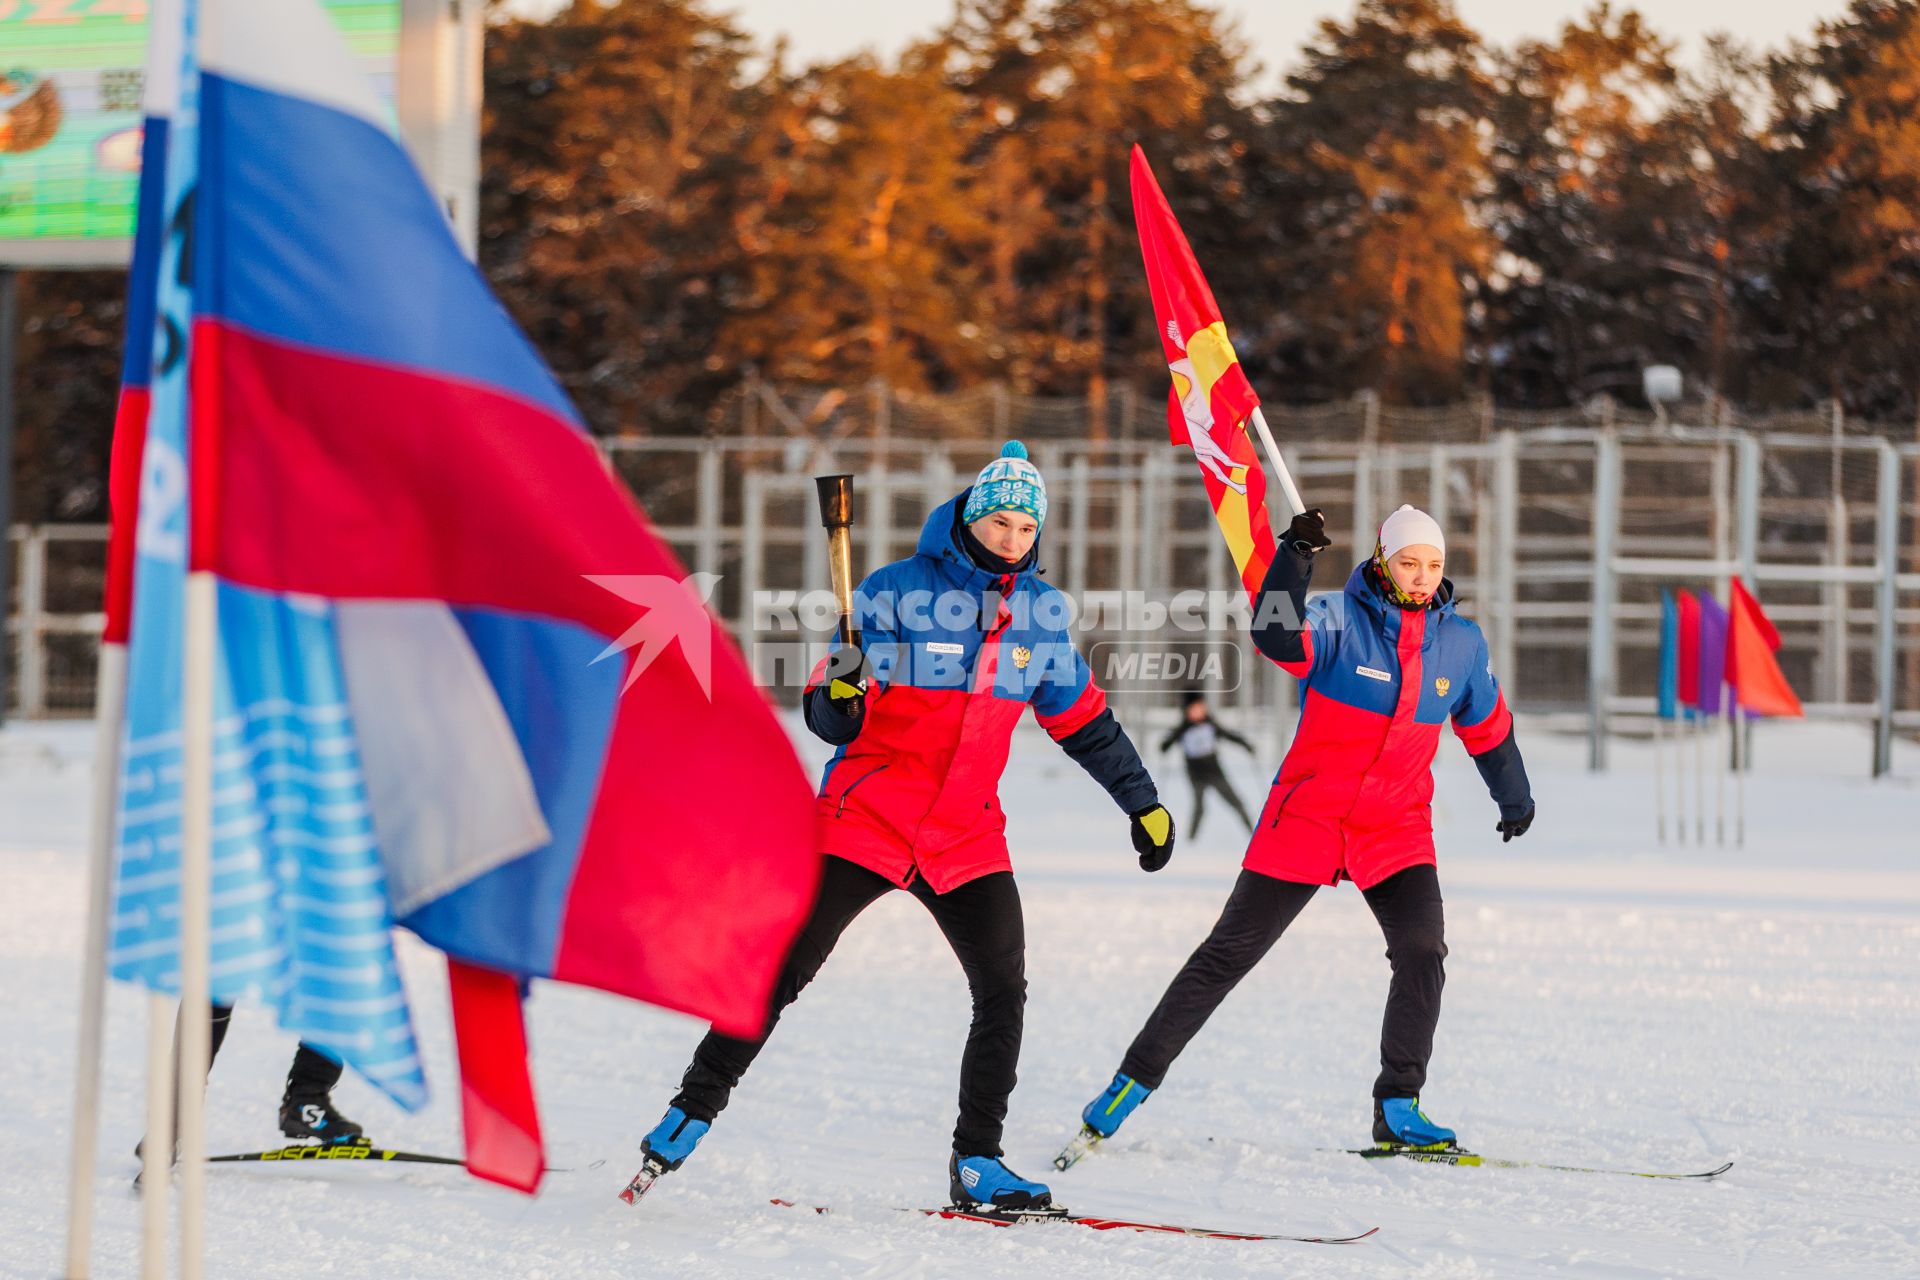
[1062,504,1533,1165]
[1159,692,1258,837]
[629,443,1177,1215]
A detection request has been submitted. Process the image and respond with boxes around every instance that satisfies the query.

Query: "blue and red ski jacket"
[1246,545,1531,889]
[801,492,1158,893]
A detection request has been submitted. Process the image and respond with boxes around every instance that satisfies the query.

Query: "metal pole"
[1588,431,1621,770]
[695,444,722,576]
[1493,431,1519,697]
[0,268,17,726]
[1352,450,1376,559]
[398,0,482,256]
[1427,444,1449,534]
[1736,433,1761,584]
[1693,712,1705,845]
[1874,440,1899,777]
[1069,455,1091,594]
[20,527,46,717]
[1654,714,1667,846]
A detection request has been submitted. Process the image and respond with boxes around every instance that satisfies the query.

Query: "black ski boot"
[279,1092,365,1144]
[279,1043,364,1145]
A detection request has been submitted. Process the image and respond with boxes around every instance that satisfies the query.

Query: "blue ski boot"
[949,1153,1061,1217]
[1373,1096,1456,1149]
[620,1106,710,1206]
[1054,1071,1151,1170]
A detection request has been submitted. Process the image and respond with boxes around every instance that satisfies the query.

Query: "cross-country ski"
[770,1198,1380,1244]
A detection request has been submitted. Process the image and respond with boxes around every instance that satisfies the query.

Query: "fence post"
[18,527,45,719]
[695,444,722,577]
[1493,431,1519,697]
[1874,440,1899,777]
[1736,432,1761,584]
[740,472,766,654]
[1352,450,1375,552]
[1069,454,1091,595]
[1711,439,1733,600]
[1427,443,1449,533]
[1588,431,1621,771]
[1137,447,1163,600]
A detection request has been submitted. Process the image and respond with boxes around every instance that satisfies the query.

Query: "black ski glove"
[1129,803,1176,872]
[1496,804,1535,843]
[1284,507,1332,555]
[822,644,871,720]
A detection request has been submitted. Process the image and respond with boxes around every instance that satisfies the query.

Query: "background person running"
[632,443,1177,1214]
[1069,504,1534,1157]
[1159,692,1258,837]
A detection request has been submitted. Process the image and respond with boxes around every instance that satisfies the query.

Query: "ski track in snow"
[3,716,1917,1278]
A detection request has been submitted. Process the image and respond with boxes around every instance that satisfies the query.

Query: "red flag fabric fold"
[1727,577,1804,718]
[449,960,545,1194]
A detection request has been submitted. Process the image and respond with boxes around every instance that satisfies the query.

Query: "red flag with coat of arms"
[1130,145,1277,599]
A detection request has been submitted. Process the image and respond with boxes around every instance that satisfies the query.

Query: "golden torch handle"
[815,474,858,648]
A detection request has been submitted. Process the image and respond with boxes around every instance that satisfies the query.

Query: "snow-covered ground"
[3,713,1918,1278]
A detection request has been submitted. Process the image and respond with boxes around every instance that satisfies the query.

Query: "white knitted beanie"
[1377,505,1445,559]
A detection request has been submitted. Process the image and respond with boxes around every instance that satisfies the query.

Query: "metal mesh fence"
[9,393,1919,775]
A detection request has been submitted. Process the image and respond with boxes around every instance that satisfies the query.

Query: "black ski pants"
[199,1002,341,1097]
[1185,756,1254,837]
[672,855,1027,1157]
[1119,863,1447,1099]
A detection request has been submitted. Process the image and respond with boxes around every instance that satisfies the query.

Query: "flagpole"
[137,989,174,1279]
[1734,701,1746,849]
[1247,407,1307,519]
[1715,705,1728,848]
[1653,714,1667,846]
[63,644,129,1279]
[175,571,215,1280]
[1692,712,1705,845]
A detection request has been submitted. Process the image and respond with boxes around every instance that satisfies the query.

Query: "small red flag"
[1675,589,1701,710]
[1726,577,1803,718]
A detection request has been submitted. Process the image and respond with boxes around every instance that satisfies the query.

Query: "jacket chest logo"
[927,642,964,655]
[1434,676,1451,697]
[1011,645,1033,670]
[1356,665,1392,682]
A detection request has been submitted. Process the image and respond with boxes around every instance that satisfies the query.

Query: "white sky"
[633,1,1845,80]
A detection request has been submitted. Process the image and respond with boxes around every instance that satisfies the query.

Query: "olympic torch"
[814,474,858,649]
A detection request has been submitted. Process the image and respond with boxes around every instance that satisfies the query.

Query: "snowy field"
[3,712,1918,1278]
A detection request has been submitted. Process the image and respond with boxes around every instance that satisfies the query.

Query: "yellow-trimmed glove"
[1129,803,1176,872]
[822,644,870,719]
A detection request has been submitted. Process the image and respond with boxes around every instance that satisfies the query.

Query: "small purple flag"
[1696,593,1729,715]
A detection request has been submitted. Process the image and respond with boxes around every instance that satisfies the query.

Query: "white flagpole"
[1673,713,1688,843]
[175,573,216,1280]
[1715,704,1728,848]
[63,643,128,1279]
[1692,712,1705,845]
[1247,407,1307,519]
[1735,701,1747,849]
[1654,713,1667,846]
[137,991,174,1279]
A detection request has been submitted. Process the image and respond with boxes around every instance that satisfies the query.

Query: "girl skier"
[629,442,1177,1214]
[1063,504,1533,1162]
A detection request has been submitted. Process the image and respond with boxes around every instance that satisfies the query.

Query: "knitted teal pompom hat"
[961,441,1048,530]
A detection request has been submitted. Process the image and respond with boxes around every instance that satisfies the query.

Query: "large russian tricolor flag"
[111,0,820,1192]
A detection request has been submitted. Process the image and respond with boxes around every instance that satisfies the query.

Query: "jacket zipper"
[1268,776,1309,829]
[834,763,890,816]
